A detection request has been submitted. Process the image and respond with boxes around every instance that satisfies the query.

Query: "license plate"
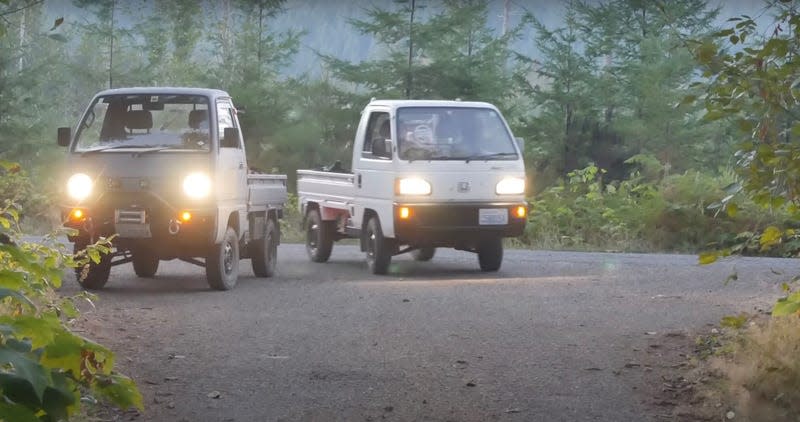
[115,223,152,238]
[479,208,508,225]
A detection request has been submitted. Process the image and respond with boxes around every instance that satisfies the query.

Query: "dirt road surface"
[61,244,793,421]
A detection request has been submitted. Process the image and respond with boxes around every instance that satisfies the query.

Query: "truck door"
[216,99,247,226]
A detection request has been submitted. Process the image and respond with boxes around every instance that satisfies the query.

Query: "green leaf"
[772,297,800,316]
[87,249,100,264]
[0,287,34,309]
[0,270,25,290]
[41,371,77,420]
[760,226,782,248]
[699,251,719,265]
[94,373,144,411]
[0,402,40,422]
[0,315,57,349]
[0,345,52,401]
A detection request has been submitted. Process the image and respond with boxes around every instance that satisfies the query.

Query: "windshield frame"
[394,105,521,163]
[71,93,213,154]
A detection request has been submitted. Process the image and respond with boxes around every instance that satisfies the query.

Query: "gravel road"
[61,244,795,422]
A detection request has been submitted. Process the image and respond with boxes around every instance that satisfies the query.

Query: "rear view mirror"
[58,127,71,147]
[222,127,240,148]
[515,137,524,152]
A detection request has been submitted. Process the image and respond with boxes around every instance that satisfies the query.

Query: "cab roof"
[367,99,498,110]
[94,87,231,101]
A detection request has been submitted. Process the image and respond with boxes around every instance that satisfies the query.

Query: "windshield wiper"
[133,146,174,156]
[80,144,135,156]
[81,145,175,157]
[464,152,518,163]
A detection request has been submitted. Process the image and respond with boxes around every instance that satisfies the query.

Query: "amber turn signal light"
[179,211,192,222]
[399,207,411,219]
[69,208,85,221]
[514,206,527,218]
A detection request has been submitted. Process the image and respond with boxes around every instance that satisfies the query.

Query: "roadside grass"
[672,315,800,421]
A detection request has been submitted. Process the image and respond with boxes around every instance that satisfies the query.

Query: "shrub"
[0,162,141,420]
[523,160,786,253]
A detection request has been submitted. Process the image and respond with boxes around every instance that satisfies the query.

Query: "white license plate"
[115,223,152,238]
[478,208,508,225]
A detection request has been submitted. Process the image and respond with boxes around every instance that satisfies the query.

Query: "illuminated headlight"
[67,173,93,201]
[496,177,525,195]
[183,172,211,199]
[396,177,432,195]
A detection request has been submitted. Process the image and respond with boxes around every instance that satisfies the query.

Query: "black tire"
[73,239,112,290]
[132,249,159,278]
[305,209,333,263]
[477,237,503,272]
[365,216,393,275]
[252,218,278,277]
[206,227,240,290]
[411,247,436,262]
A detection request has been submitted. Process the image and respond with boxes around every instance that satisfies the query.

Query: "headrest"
[188,109,208,129]
[125,110,152,130]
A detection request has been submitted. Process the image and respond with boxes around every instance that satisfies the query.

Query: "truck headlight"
[183,172,211,199]
[396,177,431,195]
[67,173,93,201]
[496,177,525,195]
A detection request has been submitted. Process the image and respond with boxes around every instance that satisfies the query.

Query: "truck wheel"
[411,247,436,262]
[477,237,503,272]
[252,218,278,277]
[206,227,239,290]
[73,239,112,290]
[305,209,333,263]
[132,249,159,278]
[365,216,393,275]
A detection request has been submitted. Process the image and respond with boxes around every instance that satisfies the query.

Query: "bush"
[523,160,786,253]
[0,162,141,420]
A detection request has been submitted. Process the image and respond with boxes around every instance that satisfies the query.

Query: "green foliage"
[0,163,141,420]
[524,160,778,252]
[692,3,800,316]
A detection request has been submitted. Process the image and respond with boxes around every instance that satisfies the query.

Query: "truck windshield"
[396,107,518,161]
[73,94,211,152]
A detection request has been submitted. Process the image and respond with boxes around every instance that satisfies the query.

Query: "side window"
[217,100,240,149]
[362,111,391,159]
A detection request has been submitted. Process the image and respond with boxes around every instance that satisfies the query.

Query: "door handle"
[357,174,362,188]
[239,162,245,169]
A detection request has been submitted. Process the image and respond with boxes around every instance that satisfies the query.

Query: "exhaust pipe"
[168,219,181,235]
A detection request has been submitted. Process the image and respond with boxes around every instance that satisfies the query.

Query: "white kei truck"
[58,87,288,290]
[297,99,528,274]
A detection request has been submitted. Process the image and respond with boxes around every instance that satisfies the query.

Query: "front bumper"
[393,202,527,247]
[62,190,215,257]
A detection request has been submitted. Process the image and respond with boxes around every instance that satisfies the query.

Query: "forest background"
[0,0,788,254]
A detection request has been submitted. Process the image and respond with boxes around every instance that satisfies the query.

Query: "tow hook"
[168,219,181,235]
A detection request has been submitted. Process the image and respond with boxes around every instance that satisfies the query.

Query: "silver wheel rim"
[267,231,276,266]
[367,230,376,263]
[223,242,233,275]
[307,222,319,254]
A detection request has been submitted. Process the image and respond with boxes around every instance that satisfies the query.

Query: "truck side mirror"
[222,127,240,148]
[515,137,524,152]
[57,127,71,147]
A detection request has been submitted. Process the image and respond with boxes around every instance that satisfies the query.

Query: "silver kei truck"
[297,99,527,275]
[58,87,288,291]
